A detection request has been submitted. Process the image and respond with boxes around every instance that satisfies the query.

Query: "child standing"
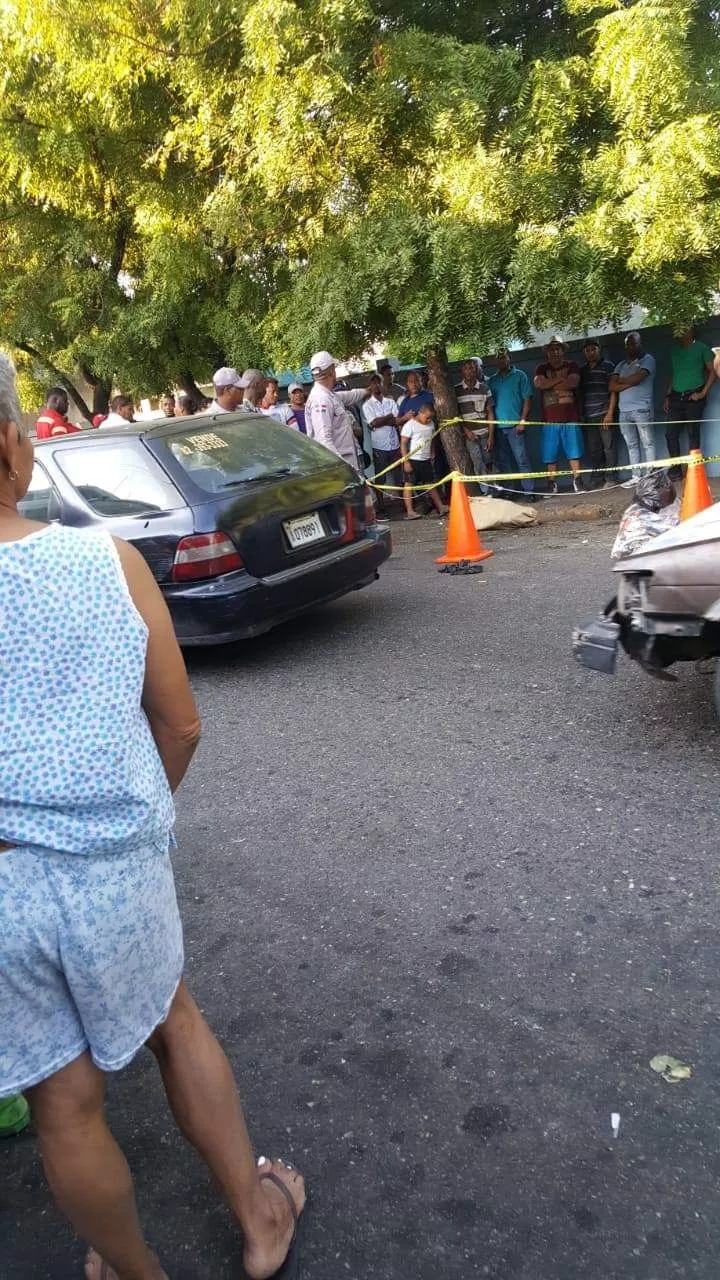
[401,402,449,520]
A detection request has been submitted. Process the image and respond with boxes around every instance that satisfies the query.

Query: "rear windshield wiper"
[221,468,293,486]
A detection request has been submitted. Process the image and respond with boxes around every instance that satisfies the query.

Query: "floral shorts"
[0,842,184,1096]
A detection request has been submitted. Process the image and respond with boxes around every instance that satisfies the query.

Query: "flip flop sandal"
[256,1167,305,1280]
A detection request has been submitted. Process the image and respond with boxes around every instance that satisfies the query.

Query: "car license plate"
[283,511,326,549]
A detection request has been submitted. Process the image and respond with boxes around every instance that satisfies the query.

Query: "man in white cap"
[207,368,243,414]
[305,351,371,469]
[272,382,307,431]
[240,369,267,413]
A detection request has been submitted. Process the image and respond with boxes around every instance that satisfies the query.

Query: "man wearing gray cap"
[206,368,243,414]
[305,351,371,469]
[240,369,267,414]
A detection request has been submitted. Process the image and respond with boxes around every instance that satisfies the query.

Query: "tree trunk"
[177,369,209,405]
[15,341,94,423]
[92,381,111,417]
[79,364,111,418]
[425,344,471,476]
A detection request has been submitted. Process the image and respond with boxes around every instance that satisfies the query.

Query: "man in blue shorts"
[533,337,584,494]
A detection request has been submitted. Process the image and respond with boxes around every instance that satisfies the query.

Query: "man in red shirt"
[35,388,82,439]
[533,338,584,494]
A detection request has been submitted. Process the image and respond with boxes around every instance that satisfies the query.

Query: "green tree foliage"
[0,0,718,415]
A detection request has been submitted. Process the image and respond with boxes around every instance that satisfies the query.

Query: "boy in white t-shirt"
[400,402,449,520]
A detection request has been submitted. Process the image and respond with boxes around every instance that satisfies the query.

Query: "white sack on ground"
[469,496,538,530]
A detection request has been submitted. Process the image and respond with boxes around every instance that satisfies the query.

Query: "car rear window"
[163,416,341,493]
[56,442,184,517]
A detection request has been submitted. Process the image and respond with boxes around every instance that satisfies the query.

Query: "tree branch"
[14,341,93,423]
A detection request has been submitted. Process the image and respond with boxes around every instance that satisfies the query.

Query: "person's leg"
[584,421,603,486]
[540,425,560,493]
[429,485,448,515]
[619,412,641,481]
[507,428,535,495]
[371,450,388,514]
[147,982,304,1280]
[684,396,702,452]
[493,429,517,496]
[27,1053,163,1280]
[466,435,490,495]
[635,409,657,467]
[665,402,682,478]
[403,467,420,517]
[602,424,618,480]
[561,425,584,490]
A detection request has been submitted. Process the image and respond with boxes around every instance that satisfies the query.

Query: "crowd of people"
[33,329,720,513]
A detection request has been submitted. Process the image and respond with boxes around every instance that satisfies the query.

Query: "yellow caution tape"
[370,413,720,483]
[368,453,719,494]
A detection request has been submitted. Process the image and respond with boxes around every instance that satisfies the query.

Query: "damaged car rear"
[573,503,720,707]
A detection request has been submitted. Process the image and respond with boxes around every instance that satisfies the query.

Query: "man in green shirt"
[663,327,716,476]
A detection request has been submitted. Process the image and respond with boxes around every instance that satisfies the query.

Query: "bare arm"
[534,371,556,390]
[690,360,717,401]
[611,368,650,391]
[603,391,618,426]
[517,396,532,433]
[400,433,413,470]
[337,387,372,407]
[115,538,201,793]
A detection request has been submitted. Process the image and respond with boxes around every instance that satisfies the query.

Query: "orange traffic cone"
[680,449,713,521]
[436,475,494,566]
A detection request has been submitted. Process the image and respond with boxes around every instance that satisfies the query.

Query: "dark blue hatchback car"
[23,413,391,645]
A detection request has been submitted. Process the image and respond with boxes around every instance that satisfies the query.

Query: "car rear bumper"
[164,528,392,645]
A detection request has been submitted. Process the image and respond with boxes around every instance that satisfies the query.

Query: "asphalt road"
[5,513,720,1279]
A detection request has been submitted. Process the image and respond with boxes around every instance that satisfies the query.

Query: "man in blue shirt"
[487,349,536,499]
[609,332,657,486]
[396,369,434,423]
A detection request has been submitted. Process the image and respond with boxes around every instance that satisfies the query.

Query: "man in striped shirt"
[579,339,616,489]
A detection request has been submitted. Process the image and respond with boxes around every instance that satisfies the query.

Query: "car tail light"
[364,487,377,525]
[338,505,355,544]
[172,533,243,583]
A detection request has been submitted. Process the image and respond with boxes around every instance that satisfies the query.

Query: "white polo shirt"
[362,395,399,452]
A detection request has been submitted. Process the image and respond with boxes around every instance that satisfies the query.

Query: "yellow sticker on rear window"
[184,432,229,451]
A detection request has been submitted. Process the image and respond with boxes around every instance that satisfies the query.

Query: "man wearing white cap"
[305,351,371,468]
[272,383,307,432]
[206,368,243,414]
